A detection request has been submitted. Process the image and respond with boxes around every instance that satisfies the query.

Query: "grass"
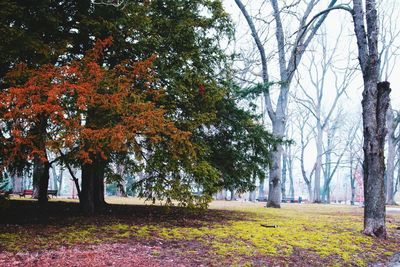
[1,197,399,266]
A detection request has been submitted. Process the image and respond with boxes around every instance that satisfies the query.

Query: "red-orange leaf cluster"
[0,38,191,169]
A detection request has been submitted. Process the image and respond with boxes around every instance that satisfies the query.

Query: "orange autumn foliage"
[0,38,192,169]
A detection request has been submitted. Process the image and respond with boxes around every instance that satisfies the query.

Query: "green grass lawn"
[1,198,399,266]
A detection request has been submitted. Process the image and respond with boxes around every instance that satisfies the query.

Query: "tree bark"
[386,107,397,205]
[287,145,295,199]
[352,0,389,238]
[31,114,50,204]
[80,154,106,214]
[235,0,335,208]
[267,119,284,208]
[314,122,323,203]
[350,154,356,205]
[362,81,390,238]
[281,150,287,200]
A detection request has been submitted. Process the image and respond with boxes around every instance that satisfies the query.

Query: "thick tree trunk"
[80,154,106,214]
[362,81,390,238]
[267,117,285,208]
[352,0,388,238]
[31,114,50,204]
[267,145,282,208]
[33,155,50,204]
[307,182,312,203]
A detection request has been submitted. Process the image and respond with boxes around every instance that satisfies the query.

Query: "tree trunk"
[307,182,312,203]
[362,81,390,238]
[386,107,397,205]
[350,155,356,206]
[80,154,106,214]
[31,114,50,204]
[267,116,285,208]
[230,189,235,201]
[281,151,287,199]
[288,152,295,199]
[314,123,323,203]
[352,0,388,238]
[58,168,63,196]
[33,155,50,204]
[267,145,282,208]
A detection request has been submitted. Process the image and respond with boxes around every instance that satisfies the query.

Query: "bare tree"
[235,0,338,207]
[295,27,355,202]
[376,0,400,206]
[322,114,361,203]
[295,107,316,202]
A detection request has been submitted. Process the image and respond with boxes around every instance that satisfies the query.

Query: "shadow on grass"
[1,199,256,226]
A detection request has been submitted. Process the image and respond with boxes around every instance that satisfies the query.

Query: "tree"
[290,0,392,238]
[352,0,390,238]
[206,88,278,197]
[295,28,355,202]
[1,0,235,211]
[385,107,399,205]
[296,107,315,202]
[234,0,337,207]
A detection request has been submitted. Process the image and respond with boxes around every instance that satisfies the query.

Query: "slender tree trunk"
[322,129,333,203]
[58,168,63,196]
[314,123,323,203]
[386,107,397,205]
[288,150,295,199]
[350,155,356,205]
[281,150,287,199]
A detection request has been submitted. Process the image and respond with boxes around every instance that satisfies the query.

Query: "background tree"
[234,0,338,207]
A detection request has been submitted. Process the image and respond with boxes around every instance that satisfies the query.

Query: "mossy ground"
[1,198,399,266]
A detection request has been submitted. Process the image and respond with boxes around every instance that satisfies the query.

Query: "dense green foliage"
[0,0,279,208]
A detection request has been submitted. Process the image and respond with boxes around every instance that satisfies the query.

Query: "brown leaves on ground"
[0,242,176,267]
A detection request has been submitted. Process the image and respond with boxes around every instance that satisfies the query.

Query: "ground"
[1,197,399,266]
